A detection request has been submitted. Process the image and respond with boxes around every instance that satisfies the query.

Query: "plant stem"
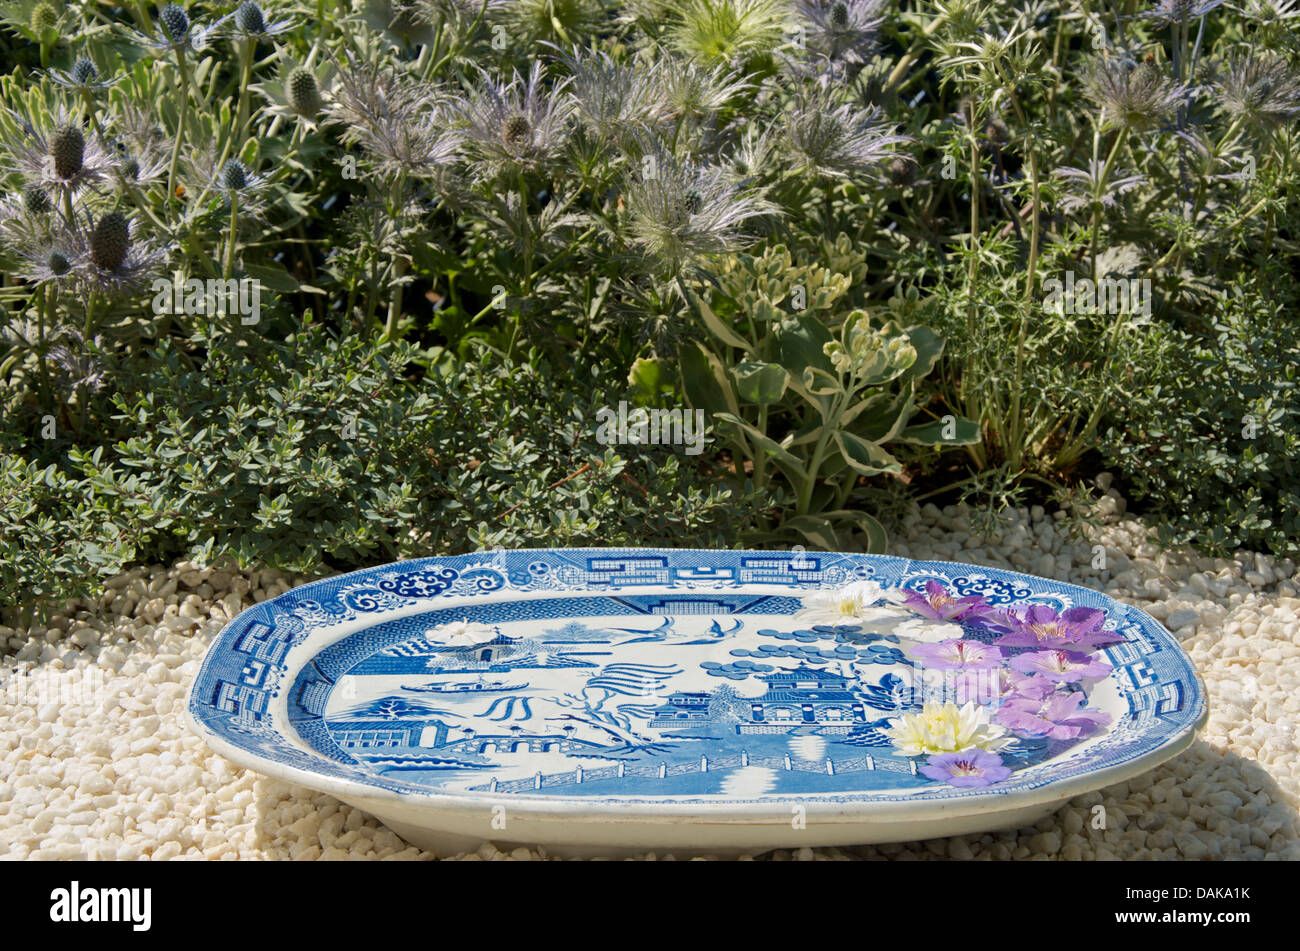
[223,193,240,280]
[167,51,192,200]
[384,173,408,341]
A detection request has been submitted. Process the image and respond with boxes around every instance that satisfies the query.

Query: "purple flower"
[919,749,1013,787]
[1010,649,1114,684]
[901,580,997,623]
[908,638,1004,672]
[994,604,1124,651]
[995,691,1112,740]
[1007,672,1058,700]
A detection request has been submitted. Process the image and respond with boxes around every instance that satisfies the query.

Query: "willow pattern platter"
[186,548,1207,855]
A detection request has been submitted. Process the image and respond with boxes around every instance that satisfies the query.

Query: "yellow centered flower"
[886,701,1009,757]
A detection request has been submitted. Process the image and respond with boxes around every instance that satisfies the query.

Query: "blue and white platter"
[186,548,1208,855]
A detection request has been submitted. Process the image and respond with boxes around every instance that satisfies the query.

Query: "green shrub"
[1,329,754,615]
[1102,266,1300,557]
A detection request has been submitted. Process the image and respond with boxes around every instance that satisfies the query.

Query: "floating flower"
[897,580,997,624]
[919,749,1013,787]
[995,691,1112,740]
[797,580,887,625]
[1010,649,1114,684]
[994,604,1122,651]
[886,701,1009,757]
[425,618,496,646]
[1007,671,1058,700]
[907,638,1004,672]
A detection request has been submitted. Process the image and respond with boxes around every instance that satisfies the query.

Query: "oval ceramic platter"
[187,549,1207,855]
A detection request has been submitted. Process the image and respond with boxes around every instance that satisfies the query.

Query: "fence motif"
[472,750,919,794]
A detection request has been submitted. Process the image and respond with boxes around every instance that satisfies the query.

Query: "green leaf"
[775,313,834,377]
[627,357,675,407]
[901,324,945,382]
[783,514,840,550]
[821,509,888,552]
[244,262,300,294]
[731,361,787,405]
[687,287,752,352]
[834,431,903,476]
[679,342,739,416]
[897,416,982,446]
[715,412,805,486]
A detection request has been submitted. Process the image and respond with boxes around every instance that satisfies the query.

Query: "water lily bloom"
[995,691,1112,740]
[426,618,497,646]
[798,580,888,625]
[994,604,1123,651]
[886,701,1009,756]
[919,749,1013,787]
[897,580,996,623]
[1010,649,1114,684]
[907,638,1004,672]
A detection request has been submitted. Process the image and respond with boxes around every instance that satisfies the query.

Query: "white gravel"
[2,480,1298,860]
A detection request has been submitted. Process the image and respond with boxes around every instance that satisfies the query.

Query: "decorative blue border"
[188,549,1206,806]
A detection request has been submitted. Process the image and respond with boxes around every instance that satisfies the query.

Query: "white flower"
[425,619,496,646]
[886,701,1010,757]
[890,617,966,644]
[797,580,890,625]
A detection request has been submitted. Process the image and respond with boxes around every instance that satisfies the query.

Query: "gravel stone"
[2,490,1297,860]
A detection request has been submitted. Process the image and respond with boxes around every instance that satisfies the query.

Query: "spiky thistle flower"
[796,0,885,64]
[254,54,338,130]
[219,0,295,39]
[100,105,170,187]
[0,0,69,46]
[1140,0,1227,25]
[456,61,574,177]
[664,0,790,67]
[1231,0,1300,26]
[1082,58,1185,132]
[287,67,322,115]
[130,3,224,54]
[622,144,775,275]
[728,122,782,185]
[1052,161,1148,214]
[0,184,59,249]
[88,211,129,271]
[46,56,120,93]
[23,184,52,215]
[648,56,752,121]
[783,82,910,179]
[326,53,460,179]
[69,210,170,296]
[1215,52,1300,134]
[489,0,607,47]
[561,48,663,144]
[48,331,109,399]
[4,107,115,194]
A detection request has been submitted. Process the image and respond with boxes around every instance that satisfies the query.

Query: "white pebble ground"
[2,482,1298,860]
